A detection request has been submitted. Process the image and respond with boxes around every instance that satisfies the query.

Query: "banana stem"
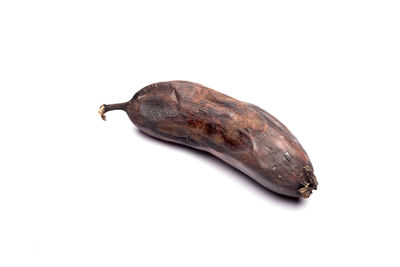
[98,102,129,121]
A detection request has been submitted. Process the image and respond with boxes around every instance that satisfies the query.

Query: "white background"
[1,0,399,266]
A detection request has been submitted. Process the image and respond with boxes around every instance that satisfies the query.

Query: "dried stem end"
[99,105,106,121]
[298,165,318,198]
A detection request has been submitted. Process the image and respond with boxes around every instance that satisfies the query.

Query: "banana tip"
[298,165,318,198]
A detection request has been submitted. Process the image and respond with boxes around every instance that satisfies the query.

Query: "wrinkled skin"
[101,81,317,198]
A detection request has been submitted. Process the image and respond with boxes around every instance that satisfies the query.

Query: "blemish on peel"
[284,152,292,162]
[170,90,179,104]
